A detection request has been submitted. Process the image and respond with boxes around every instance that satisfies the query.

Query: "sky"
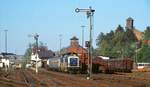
[0,0,150,55]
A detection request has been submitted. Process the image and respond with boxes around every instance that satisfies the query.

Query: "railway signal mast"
[4,30,8,72]
[59,34,62,56]
[29,33,39,74]
[75,6,95,80]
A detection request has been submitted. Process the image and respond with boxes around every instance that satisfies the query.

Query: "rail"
[21,70,35,87]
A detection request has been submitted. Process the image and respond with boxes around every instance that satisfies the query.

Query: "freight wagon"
[92,56,133,73]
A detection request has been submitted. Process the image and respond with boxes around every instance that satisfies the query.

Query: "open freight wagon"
[92,56,134,73]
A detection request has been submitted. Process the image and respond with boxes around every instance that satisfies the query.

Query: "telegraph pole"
[81,25,86,58]
[135,42,138,67]
[4,29,8,72]
[29,33,39,74]
[0,25,3,52]
[4,30,8,53]
[34,33,39,74]
[59,34,62,56]
[75,6,95,80]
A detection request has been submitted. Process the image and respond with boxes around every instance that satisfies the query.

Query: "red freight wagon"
[92,57,133,73]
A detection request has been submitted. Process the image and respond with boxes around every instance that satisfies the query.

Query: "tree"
[138,44,150,62]
[22,43,32,68]
[96,32,105,47]
[137,27,150,62]
[123,28,137,58]
[112,25,126,58]
[96,30,115,57]
[144,27,150,40]
[24,43,32,61]
[95,25,137,59]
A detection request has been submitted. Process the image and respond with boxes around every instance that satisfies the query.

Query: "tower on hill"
[126,17,134,29]
[125,17,144,41]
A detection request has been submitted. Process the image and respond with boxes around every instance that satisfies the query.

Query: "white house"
[0,54,3,68]
[30,53,42,68]
[0,53,11,70]
[1,58,10,69]
[0,62,3,68]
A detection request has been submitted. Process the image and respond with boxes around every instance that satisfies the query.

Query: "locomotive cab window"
[70,58,78,66]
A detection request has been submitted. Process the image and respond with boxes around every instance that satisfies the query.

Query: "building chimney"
[70,36,79,47]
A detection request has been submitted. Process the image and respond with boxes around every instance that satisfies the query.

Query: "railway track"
[39,69,100,87]
[0,70,27,87]
[1,69,150,87]
[21,69,49,87]
[42,69,150,87]
[28,69,63,87]
[0,69,38,87]
[92,73,150,87]
[0,77,27,87]
[21,70,35,87]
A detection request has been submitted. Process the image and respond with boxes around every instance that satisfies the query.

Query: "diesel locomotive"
[48,53,80,73]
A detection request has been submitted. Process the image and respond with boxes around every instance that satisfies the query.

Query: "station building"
[62,36,89,72]
[31,46,55,68]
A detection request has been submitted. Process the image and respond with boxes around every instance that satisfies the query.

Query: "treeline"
[137,27,150,62]
[95,25,150,62]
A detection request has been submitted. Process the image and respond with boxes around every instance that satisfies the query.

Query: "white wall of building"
[31,53,42,68]
[0,62,3,68]
[0,59,10,68]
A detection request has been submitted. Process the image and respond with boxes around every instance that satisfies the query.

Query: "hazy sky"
[0,0,150,54]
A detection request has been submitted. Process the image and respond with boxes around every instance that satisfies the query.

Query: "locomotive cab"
[61,54,80,73]
[67,55,80,72]
[48,53,80,73]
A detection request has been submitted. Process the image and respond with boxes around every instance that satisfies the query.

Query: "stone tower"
[126,17,134,29]
[70,36,79,47]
